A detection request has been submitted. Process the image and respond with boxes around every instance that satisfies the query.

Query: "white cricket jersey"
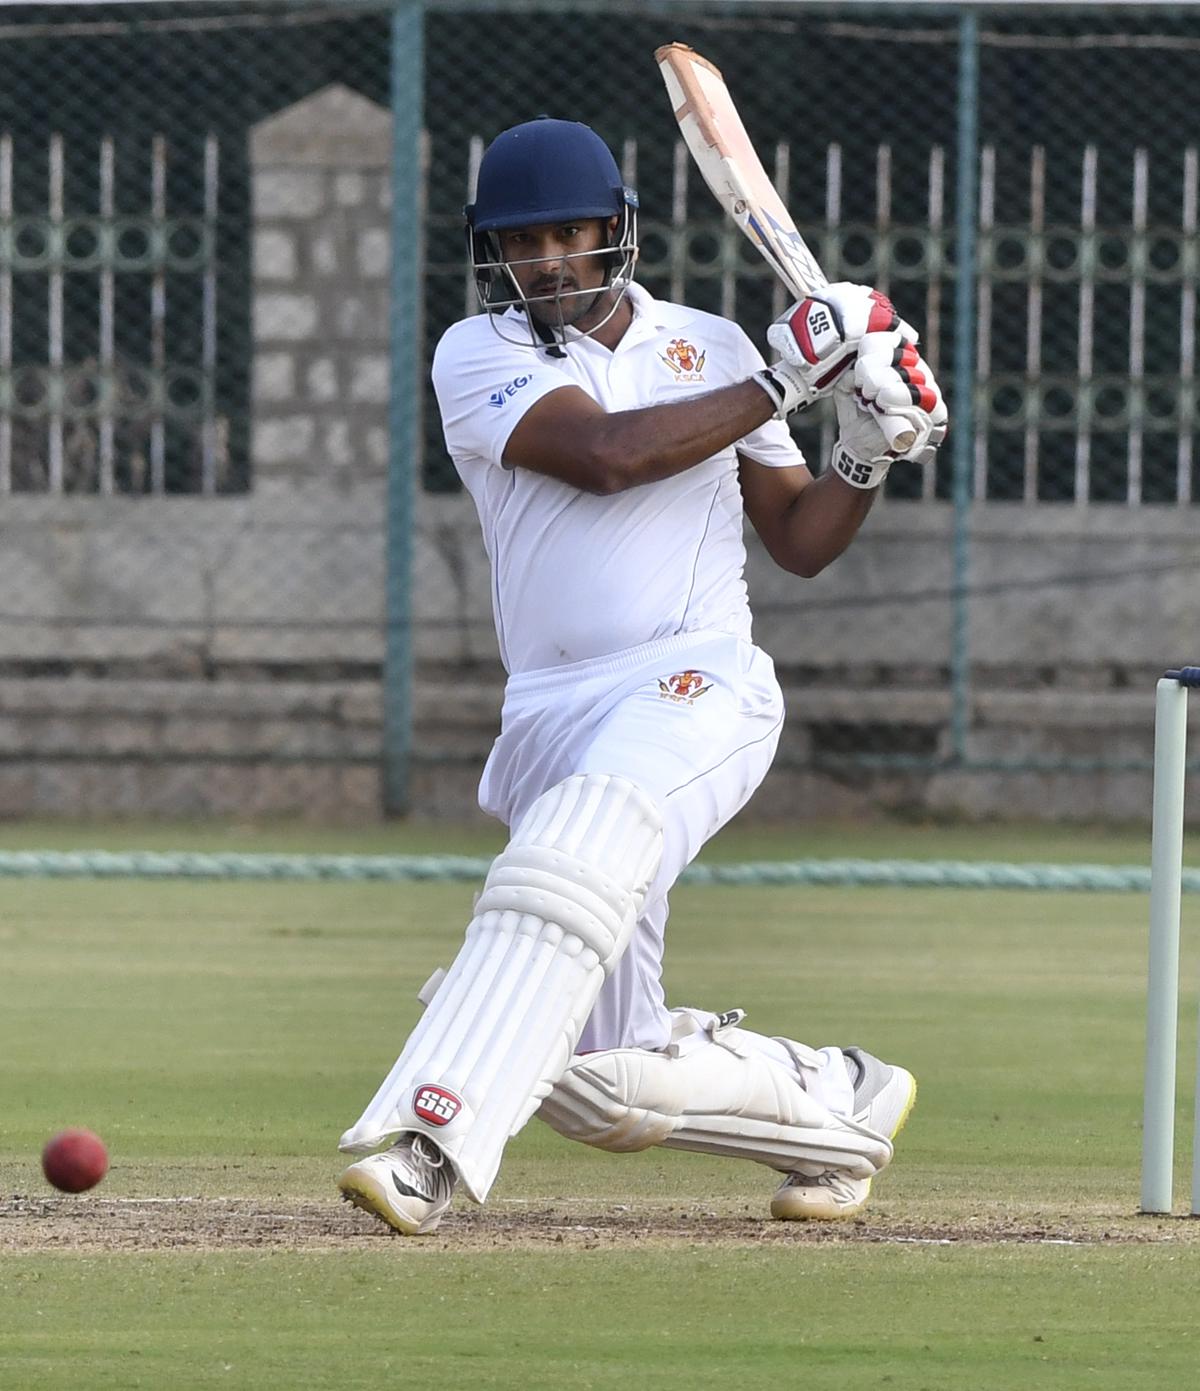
[431,281,806,674]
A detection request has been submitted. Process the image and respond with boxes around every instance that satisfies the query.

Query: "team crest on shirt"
[661,338,707,383]
[658,670,713,704]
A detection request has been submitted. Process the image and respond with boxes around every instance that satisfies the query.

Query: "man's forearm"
[587,379,775,492]
[773,469,878,577]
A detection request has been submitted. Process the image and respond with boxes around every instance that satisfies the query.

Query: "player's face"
[498,217,619,330]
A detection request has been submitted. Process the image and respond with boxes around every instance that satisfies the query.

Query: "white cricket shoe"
[770,1047,917,1222]
[338,1132,457,1235]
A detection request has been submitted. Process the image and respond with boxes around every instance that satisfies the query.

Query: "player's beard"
[527,281,612,334]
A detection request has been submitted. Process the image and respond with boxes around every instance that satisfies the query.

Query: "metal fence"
[0,0,1196,821]
[0,129,221,495]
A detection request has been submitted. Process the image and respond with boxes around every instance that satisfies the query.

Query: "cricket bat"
[655,42,917,453]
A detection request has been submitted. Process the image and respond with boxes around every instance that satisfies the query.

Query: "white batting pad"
[338,773,663,1202]
[539,1009,893,1179]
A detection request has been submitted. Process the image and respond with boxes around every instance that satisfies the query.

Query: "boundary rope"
[0,849,1194,892]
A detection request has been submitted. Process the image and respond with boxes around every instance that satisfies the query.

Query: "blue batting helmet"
[466,117,638,232]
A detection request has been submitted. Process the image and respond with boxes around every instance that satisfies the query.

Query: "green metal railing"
[384,0,424,814]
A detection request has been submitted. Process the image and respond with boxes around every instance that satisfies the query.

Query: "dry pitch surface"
[5,1194,1198,1252]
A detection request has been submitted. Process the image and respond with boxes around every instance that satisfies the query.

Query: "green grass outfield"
[1,819,1198,1389]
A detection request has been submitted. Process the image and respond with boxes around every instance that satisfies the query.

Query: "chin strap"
[531,313,568,358]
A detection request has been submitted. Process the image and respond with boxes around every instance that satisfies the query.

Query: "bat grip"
[879,414,918,455]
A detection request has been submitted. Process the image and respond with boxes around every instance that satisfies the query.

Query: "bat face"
[655,42,827,299]
[741,205,829,303]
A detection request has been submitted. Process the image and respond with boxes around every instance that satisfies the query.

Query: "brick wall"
[249,85,393,491]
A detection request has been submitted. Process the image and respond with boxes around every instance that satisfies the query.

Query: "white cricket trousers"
[478,630,785,1054]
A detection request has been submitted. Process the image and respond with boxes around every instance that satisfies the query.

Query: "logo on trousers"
[657,670,713,704]
[413,1084,463,1127]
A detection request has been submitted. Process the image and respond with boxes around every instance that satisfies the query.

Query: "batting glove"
[831,334,948,490]
[753,282,917,420]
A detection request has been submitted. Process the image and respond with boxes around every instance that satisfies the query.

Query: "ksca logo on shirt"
[661,338,707,383]
[487,374,532,408]
[657,670,713,704]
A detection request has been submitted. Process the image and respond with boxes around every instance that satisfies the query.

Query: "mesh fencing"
[0,0,1196,820]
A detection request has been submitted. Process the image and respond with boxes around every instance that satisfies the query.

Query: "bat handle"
[879,414,918,455]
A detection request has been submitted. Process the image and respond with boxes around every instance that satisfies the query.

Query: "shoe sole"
[879,1067,918,1145]
[868,1066,918,1145]
[770,1068,918,1222]
[337,1168,442,1236]
[769,1184,868,1221]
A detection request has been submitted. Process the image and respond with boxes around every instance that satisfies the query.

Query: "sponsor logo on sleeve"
[657,670,713,704]
[413,1084,463,1126]
[660,338,707,383]
[487,374,532,408]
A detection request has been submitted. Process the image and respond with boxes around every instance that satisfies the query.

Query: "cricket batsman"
[337,117,948,1234]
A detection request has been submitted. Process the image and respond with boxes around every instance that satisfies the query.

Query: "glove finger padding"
[858,336,944,423]
[855,334,947,457]
[830,337,948,490]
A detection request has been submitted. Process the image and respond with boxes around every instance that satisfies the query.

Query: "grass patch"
[3,1247,1200,1390]
[1,823,1198,1387]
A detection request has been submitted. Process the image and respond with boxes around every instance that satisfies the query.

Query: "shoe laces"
[400,1132,455,1197]
[783,1169,860,1201]
[403,1129,450,1174]
[406,1132,446,1171]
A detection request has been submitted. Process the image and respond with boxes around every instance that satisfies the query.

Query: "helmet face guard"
[464,118,640,349]
[466,205,639,349]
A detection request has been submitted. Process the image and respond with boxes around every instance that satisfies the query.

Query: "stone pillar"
[249,84,392,489]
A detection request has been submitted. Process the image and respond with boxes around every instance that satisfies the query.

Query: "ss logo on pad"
[413,1084,463,1126]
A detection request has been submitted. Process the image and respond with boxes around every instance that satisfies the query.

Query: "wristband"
[751,366,817,421]
[752,368,789,419]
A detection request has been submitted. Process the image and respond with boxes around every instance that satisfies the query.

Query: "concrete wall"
[1,85,1196,823]
[3,482,1196,821]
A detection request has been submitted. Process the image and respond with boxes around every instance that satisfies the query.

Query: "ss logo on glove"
[806,307,833,340]
[832,446,876,489]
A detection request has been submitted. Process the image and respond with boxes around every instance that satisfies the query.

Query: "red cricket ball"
[41,1128,109,1193]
